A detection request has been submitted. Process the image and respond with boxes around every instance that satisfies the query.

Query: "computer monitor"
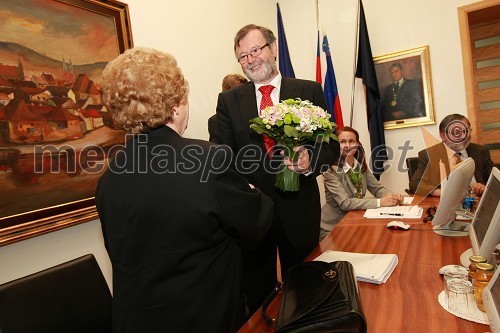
[483,265,500,333]
[459,167,500,266]
[432,157,475,236]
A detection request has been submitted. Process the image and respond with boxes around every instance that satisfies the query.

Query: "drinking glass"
[447,278,474,311]
[443,265,468,294]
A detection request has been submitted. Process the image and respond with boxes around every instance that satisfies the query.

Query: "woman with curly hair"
[96,47,273,332]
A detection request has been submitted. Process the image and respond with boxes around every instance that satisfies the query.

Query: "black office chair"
[405,157,419,194]
[0,254,112,333]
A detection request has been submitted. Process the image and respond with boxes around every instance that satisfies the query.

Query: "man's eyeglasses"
[447,128,473,136]
[237,43,269,64]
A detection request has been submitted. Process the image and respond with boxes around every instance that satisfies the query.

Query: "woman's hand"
[380,193,403,207]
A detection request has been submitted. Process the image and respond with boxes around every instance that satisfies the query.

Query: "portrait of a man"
[381,62,425,121]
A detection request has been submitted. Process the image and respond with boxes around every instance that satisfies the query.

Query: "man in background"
[208,73,247,143]
[215,24,339,315]
[410,113,493,197]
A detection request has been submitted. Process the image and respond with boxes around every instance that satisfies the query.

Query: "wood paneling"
[477,87,500,101]
[474,65,500,82]
[473,43,500,61]
[470,20,500,39]
[460,2,500,164]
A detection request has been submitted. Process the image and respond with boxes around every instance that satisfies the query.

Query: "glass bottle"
[493,244,500,268]
[473,263,494,312]
[463,187,474,212]
[468,255,487,283]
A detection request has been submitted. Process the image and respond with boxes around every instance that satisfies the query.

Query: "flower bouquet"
[250,98,337,192]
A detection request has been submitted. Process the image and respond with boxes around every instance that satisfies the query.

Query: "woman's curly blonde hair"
[101,47,189,134]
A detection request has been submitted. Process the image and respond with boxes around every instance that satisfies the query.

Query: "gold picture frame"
[0,0,133,246]
[374,45,435,130]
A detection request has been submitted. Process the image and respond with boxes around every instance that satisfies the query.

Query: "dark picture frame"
[0,0,133,246]
[374,45,435,130]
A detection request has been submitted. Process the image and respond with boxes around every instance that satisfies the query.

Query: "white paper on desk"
[402,196,414,205]
[314,250,398,284]
[363,205,423,219]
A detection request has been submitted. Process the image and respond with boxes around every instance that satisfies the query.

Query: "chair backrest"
[0,254,112,333]
[405,157,419,194]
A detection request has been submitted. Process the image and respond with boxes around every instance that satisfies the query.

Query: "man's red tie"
[259,85,276,156]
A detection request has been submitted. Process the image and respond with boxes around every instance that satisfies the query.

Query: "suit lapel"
[466,145,482,182]
[237,83,259,124]
[280,77,300,101]
[236,83,267,149]
[340,170,356,197]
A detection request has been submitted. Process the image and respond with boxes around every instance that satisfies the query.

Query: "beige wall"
[0,0,479,287]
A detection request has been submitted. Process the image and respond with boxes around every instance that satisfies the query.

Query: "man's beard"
[243,58,277,83]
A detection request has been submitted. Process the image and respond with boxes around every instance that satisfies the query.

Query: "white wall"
[0,0,478,286]
[0,220,111,286]
[278,0,476,194]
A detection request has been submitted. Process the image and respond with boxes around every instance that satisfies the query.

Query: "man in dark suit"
[382,62,425,121]
[96,47,274,333]
[215,24,340,314]
[208,73,247,143]
[410,113,493,197]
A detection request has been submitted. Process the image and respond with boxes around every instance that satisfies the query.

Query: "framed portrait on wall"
[0,0,133,246]
[374,45,435,130]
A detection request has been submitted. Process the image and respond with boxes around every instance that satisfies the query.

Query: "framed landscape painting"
[0,0,133,245]
[374,45,436,130]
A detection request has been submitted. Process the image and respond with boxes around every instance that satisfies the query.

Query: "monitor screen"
[483,266,500,332]
[432,157,475,236]
[469,167,500,263]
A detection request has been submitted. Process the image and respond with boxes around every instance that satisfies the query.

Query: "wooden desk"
[238,198,489,333]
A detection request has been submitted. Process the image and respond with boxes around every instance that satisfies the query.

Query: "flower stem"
[275,144,300,192]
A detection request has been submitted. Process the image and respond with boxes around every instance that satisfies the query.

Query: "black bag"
[261,261,366,333]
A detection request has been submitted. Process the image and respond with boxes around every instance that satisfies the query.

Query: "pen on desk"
[381,213,403,216]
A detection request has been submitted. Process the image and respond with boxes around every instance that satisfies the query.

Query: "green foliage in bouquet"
[249,98,338,191]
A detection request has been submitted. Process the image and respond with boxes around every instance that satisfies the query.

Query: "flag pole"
[316,0,320,33]
[349,0,361,127]
[315,0,322,84]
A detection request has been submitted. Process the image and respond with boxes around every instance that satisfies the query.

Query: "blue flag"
[277,3,295,78]
[322,35,344,128]
[354,0,387,179]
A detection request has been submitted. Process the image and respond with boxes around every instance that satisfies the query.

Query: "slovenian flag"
[322,35,344,128]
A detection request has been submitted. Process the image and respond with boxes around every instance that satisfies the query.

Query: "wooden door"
[459,0,500,166]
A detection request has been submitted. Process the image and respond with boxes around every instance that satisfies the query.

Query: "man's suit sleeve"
[215,92,236,150]
[212,146,273,242]
[365,170,391,198]
[208,114,221,144]
[410,149,429,194]
[480,146,494,183]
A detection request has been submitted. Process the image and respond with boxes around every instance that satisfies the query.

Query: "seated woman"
[320,127,403,241]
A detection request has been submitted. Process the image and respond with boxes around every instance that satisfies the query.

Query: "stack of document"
[363,205,423,219]
[314,250,398,284]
